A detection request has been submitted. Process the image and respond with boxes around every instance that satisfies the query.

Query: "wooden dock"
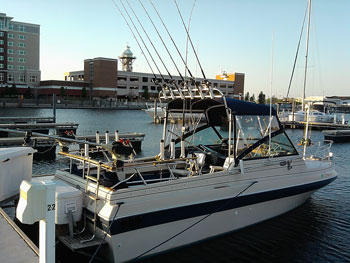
[0,207,38,263]
[281,121,350,131]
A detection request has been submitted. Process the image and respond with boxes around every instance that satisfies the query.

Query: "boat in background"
[288,109,334,123]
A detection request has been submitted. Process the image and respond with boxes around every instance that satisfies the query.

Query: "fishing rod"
[112,0,170,98]
[149,0,208,99]
[185,0,197,79]
[149,0,195,81]
[125,0,184,99]
[174,0,206,81]
[138,0,185,82]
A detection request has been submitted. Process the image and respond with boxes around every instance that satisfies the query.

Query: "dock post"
[39,181,56,263]
[52,94,56,123]
[342,114,345,125]
[154,99,157,123]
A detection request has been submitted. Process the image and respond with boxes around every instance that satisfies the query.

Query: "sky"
[1,0,349,98]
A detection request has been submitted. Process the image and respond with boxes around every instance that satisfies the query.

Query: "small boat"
[288,110,334,123]
[144,103,204,122]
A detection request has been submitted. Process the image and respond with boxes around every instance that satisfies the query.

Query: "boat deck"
[0,208,38,263]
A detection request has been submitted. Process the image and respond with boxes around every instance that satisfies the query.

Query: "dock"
[281,121,350,131]
[323,129,350,143]
[0,207,38,263]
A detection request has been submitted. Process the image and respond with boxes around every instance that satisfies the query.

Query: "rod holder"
[96,131,100,144]
[170,139,175,159]
[160,139,165,160]
[105,131,109,144]
[115,130,119,141]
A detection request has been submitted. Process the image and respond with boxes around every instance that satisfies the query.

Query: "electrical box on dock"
[16,180,47,224]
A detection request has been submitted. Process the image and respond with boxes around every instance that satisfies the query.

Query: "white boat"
[288,110,334,123]
[144,104,205,122]
[33,89,336,262]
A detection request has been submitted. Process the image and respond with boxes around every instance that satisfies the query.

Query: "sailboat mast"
[302,0,312,111]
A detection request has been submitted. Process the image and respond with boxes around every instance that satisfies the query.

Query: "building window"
[0,32,3,37]
[8,49,14,54]
[18,50,26,55]
[118,76,127,81]
[0,56,3,61]
[8,33,14,39]
[8,74,14,82]
[17,58,25,63]
[18,25,25,32]
[0,73,4,81]
[0,64,3,69]
[118,86,127,89]
[0,48,3,53]
[8,41,14,47]
[8,65,14,70]
[30,76,37,82]
[9,24,14,30]
[0,40,3,45]
[18,43,25,48]
[8,57,14,62]
[18,65,26,70]
[18,35,26,40]
[130,77,139,82]
[18,75,25,82]
[142,77,148,82]
[0,21,3,30]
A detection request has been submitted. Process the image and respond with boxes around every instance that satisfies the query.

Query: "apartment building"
[0,13,40,93]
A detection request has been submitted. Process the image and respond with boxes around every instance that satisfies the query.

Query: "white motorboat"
[35,87,335,262]
[144,104,205,122]
[288,110,334,123]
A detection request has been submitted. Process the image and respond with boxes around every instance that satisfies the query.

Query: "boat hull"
[104,184,330,262]
[78,158,336,263]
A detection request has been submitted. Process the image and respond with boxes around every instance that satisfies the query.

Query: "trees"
[60,87,65,98]
[258,91,266,104]
[249,94,255,103]
[81,87,87,99]
[143,86,150,100]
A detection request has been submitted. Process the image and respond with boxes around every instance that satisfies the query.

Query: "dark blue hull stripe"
[104,176,336,235]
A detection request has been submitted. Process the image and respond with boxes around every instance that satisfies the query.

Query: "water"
[1,108,349,263]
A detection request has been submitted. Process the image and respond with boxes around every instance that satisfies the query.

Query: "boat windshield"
[236,115,298,159]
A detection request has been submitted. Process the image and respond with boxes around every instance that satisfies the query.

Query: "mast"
[302,0,312,111]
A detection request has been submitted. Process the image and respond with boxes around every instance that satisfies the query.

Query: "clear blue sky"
[1,0,349,98]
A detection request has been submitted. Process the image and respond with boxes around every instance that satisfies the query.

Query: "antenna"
[185,0,197,79]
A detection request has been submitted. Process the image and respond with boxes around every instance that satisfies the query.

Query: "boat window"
[242,132,298,159]
[235,115,279,156]
[172,125,225,147]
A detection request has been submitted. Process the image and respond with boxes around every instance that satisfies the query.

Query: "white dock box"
[0,147,36,203]
[55,180,83,225]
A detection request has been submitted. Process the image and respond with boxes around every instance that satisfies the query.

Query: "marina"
[0,0,350,262]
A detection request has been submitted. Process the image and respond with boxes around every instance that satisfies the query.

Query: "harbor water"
[0,108,349,263]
